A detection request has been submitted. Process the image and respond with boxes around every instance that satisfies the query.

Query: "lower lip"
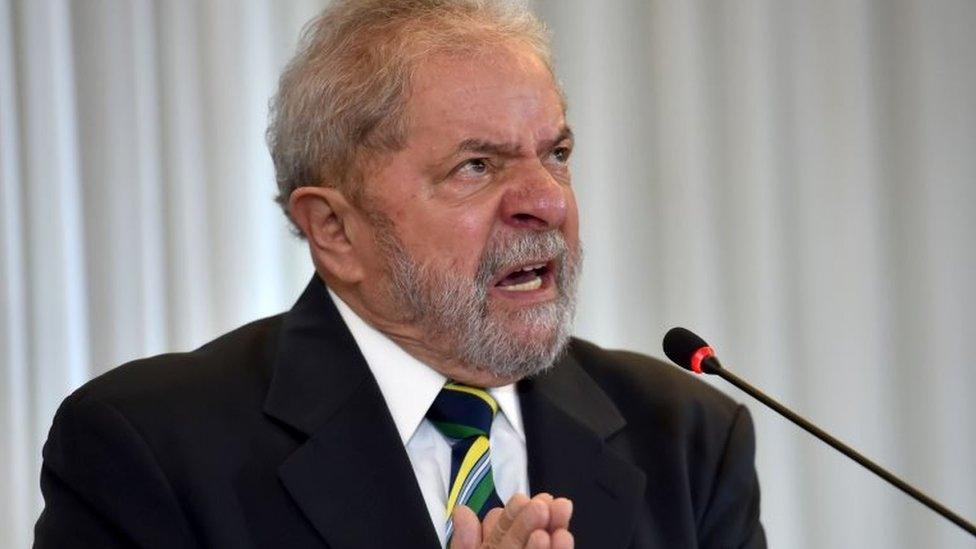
[489,269,557,303]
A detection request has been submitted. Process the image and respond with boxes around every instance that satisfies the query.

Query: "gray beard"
[372,216,581,381]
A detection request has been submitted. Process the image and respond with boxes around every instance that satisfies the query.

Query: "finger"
[498,497,550,547]
[526,529,551,549]
[551,529,574,549]
[487,493,531,545]
[547,498,573,532]
[481,507,504,540]
[449,505,481,549]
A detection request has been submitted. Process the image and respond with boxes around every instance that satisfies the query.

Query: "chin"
[506,322,560,350]
[453,306,572,381]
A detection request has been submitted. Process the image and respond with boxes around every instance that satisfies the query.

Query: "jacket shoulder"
[70,314,285,414]
[566,337,744,431]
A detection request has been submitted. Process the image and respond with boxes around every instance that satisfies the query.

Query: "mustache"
[475,231,570,288]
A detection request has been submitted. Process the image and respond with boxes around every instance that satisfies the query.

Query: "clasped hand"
[449,493,573,549]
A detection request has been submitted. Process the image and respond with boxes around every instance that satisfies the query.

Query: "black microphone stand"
[707,357,976,538]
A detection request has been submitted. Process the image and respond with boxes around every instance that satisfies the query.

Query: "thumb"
[449,505,481,549]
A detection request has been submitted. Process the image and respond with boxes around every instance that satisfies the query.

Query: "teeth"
[500,276,543,292]
[518,263,545,272]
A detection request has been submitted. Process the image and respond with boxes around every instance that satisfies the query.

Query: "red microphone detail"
[689,346,715,374]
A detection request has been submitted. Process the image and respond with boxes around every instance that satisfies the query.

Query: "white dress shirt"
[329,289,529,547]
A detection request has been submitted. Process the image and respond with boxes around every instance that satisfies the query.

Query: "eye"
[551,146,572,164]
[455,158,491,177]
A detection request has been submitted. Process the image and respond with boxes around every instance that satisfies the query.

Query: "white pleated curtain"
[1,1,974,548]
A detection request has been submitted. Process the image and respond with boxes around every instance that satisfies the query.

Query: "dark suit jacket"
[35,276,765,548]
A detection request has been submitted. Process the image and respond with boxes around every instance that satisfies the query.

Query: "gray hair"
[266,0,557,234]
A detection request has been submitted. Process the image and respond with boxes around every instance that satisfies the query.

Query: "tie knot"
[426,382,499,439]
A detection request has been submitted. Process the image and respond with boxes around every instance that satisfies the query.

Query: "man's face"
[356,45,581,381]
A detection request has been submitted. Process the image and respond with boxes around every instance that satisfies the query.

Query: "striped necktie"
[426,382,505,541]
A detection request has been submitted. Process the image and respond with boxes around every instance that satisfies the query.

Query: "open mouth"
[493,261,554,292]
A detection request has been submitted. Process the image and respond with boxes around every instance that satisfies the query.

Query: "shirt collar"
[328,288,524,444]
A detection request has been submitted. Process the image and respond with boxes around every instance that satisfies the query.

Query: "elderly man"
[35,1,765,548]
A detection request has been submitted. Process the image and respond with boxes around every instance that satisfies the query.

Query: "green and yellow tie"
[426,382,505,541]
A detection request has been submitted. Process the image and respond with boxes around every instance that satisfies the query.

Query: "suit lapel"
[519,346,646,549]
[263,277,645,547]
[264,276,440,549]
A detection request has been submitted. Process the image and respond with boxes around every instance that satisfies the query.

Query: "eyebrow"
[452,125,575,158]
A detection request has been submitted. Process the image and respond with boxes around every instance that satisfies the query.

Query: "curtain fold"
[1,1,974,547]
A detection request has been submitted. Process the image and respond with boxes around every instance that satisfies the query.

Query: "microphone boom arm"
[711,359,976,538]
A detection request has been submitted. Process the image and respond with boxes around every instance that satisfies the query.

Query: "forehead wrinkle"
[451,123,573,160]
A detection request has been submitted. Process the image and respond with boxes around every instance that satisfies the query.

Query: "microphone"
[662,327,976,538]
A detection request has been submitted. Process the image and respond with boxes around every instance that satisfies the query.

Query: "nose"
[499,163,569,231]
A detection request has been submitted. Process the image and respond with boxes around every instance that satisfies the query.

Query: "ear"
[289,186,366,283]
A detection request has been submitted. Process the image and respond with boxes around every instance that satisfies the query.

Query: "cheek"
[563,191,581,246]
[396,206,496,269]
[435,210,492,260]
[455,208,491,237]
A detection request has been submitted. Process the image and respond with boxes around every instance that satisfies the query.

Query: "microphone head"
[663,327,717,374]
